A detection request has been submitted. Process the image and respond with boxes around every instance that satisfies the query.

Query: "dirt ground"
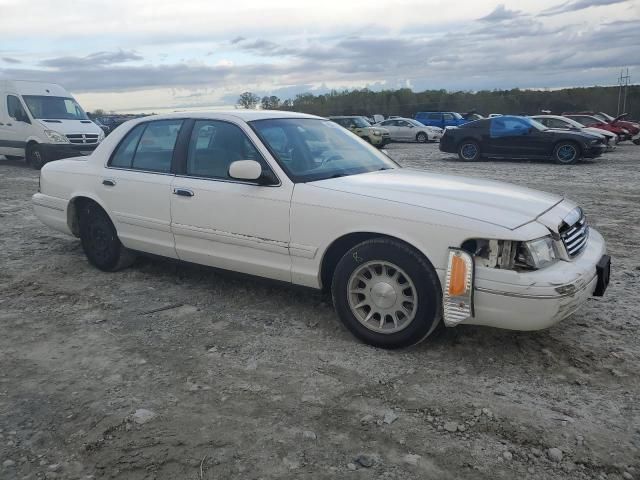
[1,143,639,480]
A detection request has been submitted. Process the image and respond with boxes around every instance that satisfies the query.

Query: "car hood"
[310,169,563,230]
[36,119,102,135]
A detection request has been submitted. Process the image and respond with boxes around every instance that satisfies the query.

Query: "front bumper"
[369,135,391,147]
[41,143,98,162]
[583,144,606,158]
[463,228,607,331]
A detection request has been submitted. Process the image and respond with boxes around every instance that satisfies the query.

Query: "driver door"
[170,119,293,282]
[488,117,547,157]
[0,94,32,157]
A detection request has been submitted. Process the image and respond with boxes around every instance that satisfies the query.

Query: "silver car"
[375,118,442,143]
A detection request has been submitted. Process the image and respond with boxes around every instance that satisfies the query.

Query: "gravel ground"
[0,143,639,480]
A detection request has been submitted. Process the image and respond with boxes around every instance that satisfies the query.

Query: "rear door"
[100,119,184,258]
[395,120,414,140]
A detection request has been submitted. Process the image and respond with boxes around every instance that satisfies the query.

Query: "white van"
[0,80,104,169]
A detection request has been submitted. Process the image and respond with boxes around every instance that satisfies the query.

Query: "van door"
[0,94,32,158]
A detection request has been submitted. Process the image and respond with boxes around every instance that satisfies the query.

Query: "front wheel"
[416,132,428,143]
[458,140,481,161]
[633,139,640,145]
[26,144,46,170]
[331,238,442,349]
[553,142,581,165]
[78,202,135,272]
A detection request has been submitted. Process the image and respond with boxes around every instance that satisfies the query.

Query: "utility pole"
[617,68,631,115]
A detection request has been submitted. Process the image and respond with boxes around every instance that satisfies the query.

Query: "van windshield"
[22,95,88,120]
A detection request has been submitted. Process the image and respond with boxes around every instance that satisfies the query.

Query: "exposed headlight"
[98,130,105,142]
[44,130,69,144]
[462,235,558,270]
[516,236,559,270]
[371,129,383,136]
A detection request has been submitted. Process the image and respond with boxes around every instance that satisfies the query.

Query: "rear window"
[109,120,183,173]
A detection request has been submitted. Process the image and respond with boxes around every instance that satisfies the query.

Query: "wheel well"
[67,196,103,237]
[319,232,432,291]
[458,137,479,149]
[25,140,39,152]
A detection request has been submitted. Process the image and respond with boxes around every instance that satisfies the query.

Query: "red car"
[563,114,631,142]
[564,112,640,144]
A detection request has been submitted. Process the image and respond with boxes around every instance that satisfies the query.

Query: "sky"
[1,0,639,112]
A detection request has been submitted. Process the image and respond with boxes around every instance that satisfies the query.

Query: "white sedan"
[33,111,610,349]
[375,118,442,143]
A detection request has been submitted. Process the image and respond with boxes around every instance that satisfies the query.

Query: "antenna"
[617,68,631,115]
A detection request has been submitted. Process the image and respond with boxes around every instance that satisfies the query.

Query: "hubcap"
[348,261,418,334]
[558,145,576,162]
[461,143,477,159]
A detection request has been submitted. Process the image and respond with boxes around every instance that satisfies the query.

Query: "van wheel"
[78,202,135,272]
[26,144,46,170]
[553,142,581,165]
[331,238,442,349]
[416,132,428,143]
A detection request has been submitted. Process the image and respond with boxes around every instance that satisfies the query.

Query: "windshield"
[451,112,463,120]
[23,95,88,120]
[408,119,425,127]
[592,113,609,123]
[250,118,397,183]
[519,117,547,131]
[599,112,614,122]
[569,116,596,126]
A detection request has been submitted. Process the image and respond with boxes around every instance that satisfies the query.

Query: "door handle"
[102,179,116,187]
[173,188,194,197]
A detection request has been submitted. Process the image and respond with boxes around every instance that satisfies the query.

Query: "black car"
[439,116,606,165]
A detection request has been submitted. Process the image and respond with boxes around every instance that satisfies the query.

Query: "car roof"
[134,110,324,123]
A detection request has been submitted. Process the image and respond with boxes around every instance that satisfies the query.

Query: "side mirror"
[229,160,262,181]
[229,160,277,185]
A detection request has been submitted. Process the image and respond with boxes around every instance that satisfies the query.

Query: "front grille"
[560,208,589,257]
[66,134,99,145]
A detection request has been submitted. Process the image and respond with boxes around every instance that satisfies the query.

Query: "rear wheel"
[78,202,135,272]
[553,142,580,165]
[26,143,46,170]
[331,238,442,349]
[416,132,428,143]
[458,140,481,161]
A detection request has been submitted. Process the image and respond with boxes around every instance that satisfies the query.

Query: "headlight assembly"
[462,235,559,271]
[516,236,559,269]
[44,130,70,144]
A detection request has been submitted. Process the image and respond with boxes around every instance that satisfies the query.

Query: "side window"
[428,113,442,120]
[110,124,146,168]
[186,120,265,180]
[7,95,28,121]
[490,117,531,138]
[109,120,182,172]
[443,113,455,121]
[132,120,183,172]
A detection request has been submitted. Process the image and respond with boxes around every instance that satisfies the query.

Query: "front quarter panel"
[288,183,545,289]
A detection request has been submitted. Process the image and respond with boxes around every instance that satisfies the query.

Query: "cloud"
[40,50,143,68]
[230,36,246,44]
[2,57,21,64]
[479,4,523,22]
[539,0,628,16]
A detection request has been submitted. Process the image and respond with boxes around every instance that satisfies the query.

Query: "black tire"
[633,139,640,146]
[331,238,442,349]
[78,202,135,272]
[416,132,428,143]
[458,140,481,161]
[553,141,581,165]
[26,143,46,170]
[5,155,23,161]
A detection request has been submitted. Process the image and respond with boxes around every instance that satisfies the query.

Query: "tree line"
[237,85,640,119]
